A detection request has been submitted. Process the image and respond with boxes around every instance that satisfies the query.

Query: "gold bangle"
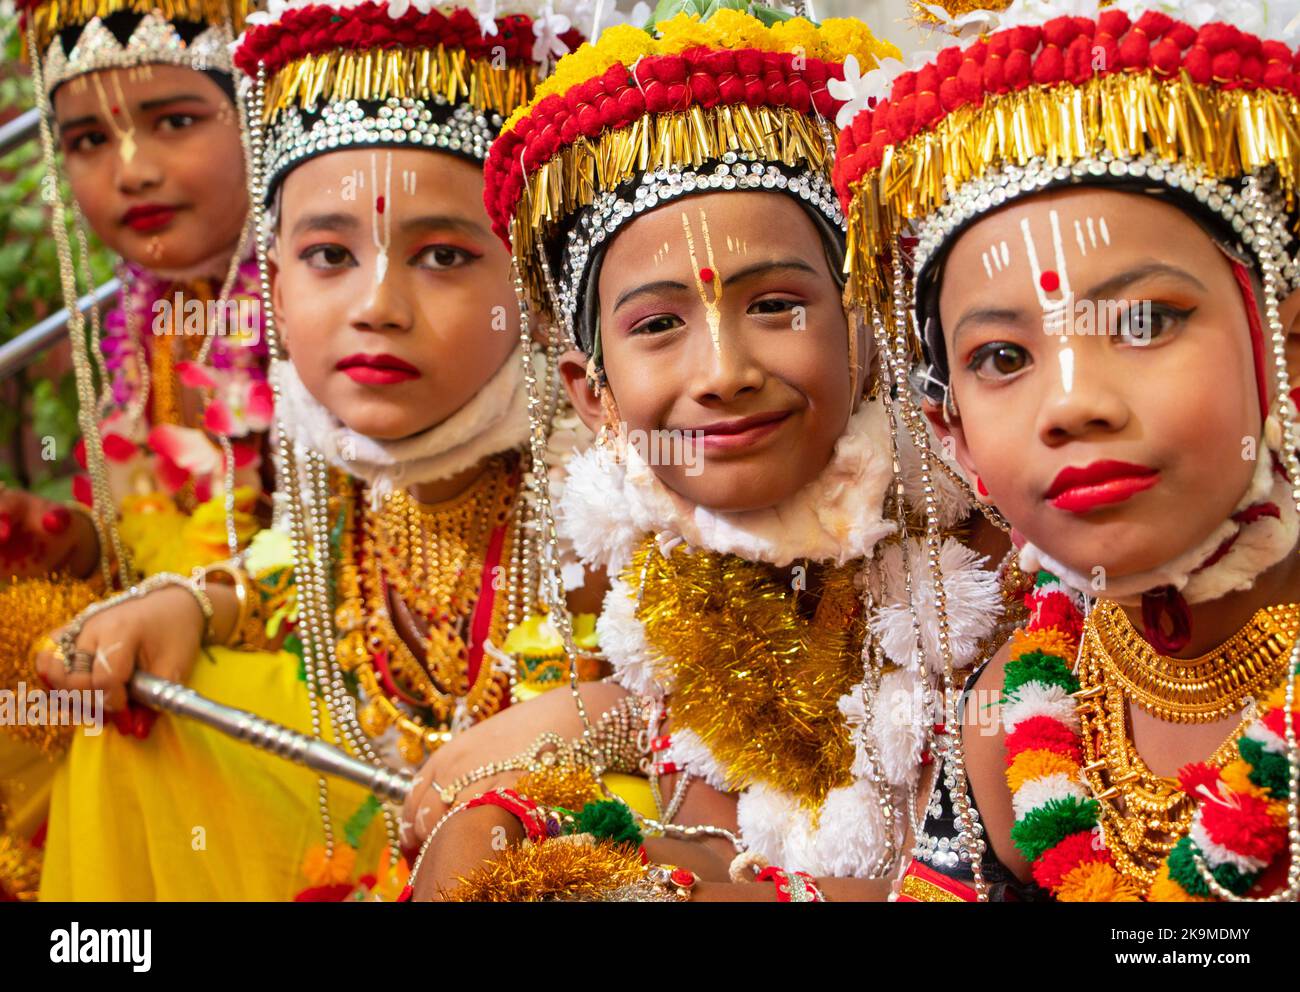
[200,561,254,648]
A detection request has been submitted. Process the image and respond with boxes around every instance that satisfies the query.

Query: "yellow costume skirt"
[39,646,388,901]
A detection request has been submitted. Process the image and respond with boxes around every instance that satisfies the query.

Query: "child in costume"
[28,0,602,901]
[0,0,266,901]
[834,0,1300,901]
[399,3,1014,901]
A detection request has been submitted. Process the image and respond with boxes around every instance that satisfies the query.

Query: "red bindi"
[1040,270,1060,292]
[376,196,385,215]
[700,267,715,283]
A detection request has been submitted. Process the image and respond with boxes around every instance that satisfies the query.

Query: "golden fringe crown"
[846,71,1300,308]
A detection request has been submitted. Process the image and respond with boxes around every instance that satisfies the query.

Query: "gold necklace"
[1091,599,1300,723]
[332,459,519,763]
[1075,601,1299,887]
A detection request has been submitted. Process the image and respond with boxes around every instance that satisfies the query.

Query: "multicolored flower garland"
[1002,571,1298,901]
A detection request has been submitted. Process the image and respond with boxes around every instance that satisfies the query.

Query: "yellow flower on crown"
[770,16,826,59]
[820,18,900,64]
[708,7,777,51]
[654,11,723,53]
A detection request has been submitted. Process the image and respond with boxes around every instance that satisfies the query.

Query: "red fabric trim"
[1230,258,1271,422]
[464,518,508,692]
[895,859,981,902]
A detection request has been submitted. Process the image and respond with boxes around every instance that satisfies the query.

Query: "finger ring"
[31,635,60,666]
[68,650,94,675]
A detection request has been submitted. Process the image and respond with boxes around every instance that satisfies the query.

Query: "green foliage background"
[0,5,114,499]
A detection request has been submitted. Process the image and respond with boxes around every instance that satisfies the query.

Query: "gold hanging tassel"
[263,47,539,122]
[26,0,249,51]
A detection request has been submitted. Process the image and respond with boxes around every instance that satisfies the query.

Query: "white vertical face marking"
[401,169,417,195]
[983,251,994,279]
[1058,337,1075,394]
[371,152,393,287]
[1074,219,1088,256]
[1021,210,1077,392]
[1000,241,1010,268]
[1099,216,1111,245]
[92,72,137,164]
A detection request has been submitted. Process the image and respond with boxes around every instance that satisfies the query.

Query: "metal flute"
[127,671,415,804]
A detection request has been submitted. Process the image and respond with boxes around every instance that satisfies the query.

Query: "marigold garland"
[1002,570,1298,900]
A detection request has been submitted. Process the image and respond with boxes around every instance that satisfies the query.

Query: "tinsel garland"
[259,47,539,120]
[443,837,645,902]
[627,537,862,810]
[18,0,249,50]
[0,576,101,755]
[1003,571,1298,901]
[515,764,603,812]
[0,832,41,903]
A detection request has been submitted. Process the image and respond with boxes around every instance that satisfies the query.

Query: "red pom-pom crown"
[483,46,854,245]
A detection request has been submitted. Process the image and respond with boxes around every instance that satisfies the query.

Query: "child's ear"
[558,349,605,434]
[1280,285,1300,401]
[922,394,989,502]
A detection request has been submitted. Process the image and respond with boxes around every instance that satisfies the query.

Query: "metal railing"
[0,107,121,380]
[0,107,38,158]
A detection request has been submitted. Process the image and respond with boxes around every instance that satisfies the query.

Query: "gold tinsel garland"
[24,0,249,52]
[443,837,645,902]
[0,576,101,755]
[263,47,539,122]
[627,538,863,810]
[0,832,41,903]
[846,72,1300,308]
[515,765,603,812]
[513,103,834,312]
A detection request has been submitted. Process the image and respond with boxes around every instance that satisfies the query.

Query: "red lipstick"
[122,204,177,233]
[336,353,421,385]
[690,410,791,452]
[1046,460,1159,514]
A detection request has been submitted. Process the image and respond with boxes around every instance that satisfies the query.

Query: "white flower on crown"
[475,0,499,34]
[829,54,894,129]
[599,0,651,32]
[531,2,572,76]
[916,0,1300,43]
[829,50,937,129]
[387,0,435,18]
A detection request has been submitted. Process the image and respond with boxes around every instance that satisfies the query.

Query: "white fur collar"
[271,352,531,501]
[556,399,899,572]
[1019,441,1299,605]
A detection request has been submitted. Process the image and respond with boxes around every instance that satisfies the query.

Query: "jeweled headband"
[233,0,587,197]
[832,0,1300,395]
[19,0,247,93]
[482,6,898,357]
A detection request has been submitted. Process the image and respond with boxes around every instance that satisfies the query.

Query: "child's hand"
[0,489,98,581]
[34,584,205,723]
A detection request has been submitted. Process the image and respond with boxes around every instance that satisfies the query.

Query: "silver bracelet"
[63,571,215,651]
